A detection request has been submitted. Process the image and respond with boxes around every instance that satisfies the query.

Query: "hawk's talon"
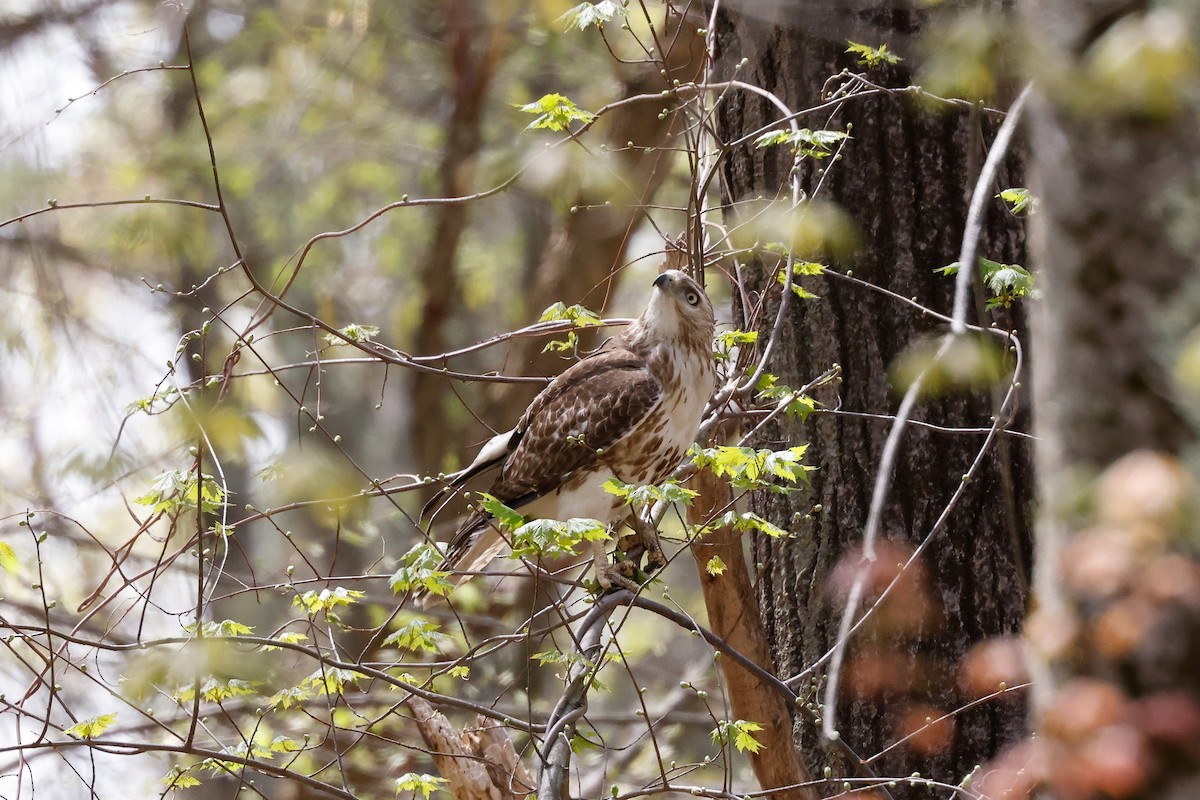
[614,558,639,580]
[621,513,666,574]
[644,545,666,574]
[595,561,647,594]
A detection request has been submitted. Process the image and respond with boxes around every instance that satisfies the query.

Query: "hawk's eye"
[684,291,700,306]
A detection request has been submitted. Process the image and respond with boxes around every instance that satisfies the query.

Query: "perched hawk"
[424,269,716,592]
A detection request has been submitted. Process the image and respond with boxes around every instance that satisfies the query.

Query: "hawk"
[423,269,716,593]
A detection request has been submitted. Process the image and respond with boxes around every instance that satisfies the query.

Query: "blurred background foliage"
[6,1,1198,798]
[0,1,728,797]
[0,0,705,562]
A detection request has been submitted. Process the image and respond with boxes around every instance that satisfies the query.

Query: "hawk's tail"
[419,428,517,523]
[414,513,510,609]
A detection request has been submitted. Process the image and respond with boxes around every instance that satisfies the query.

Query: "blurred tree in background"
[1,2,1198,800]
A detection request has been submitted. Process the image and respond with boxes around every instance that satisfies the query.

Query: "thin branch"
[951,83,1033,333]
[539,592,892,798]
[0,198,220,230]
[0,738,361,800]
[819,85,1032,740]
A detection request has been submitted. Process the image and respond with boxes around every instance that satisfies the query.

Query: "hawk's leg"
[614,512,666,580]
[591,540,644,593]
[589,515,665,593]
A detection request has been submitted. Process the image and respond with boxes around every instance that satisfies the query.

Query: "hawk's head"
[640,269,715,345]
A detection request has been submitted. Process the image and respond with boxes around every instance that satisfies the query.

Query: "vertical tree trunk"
[712,3,1033,792]
[409,0,506,474]
[1023,3,1200,798]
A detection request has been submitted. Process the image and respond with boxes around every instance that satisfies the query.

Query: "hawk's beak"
[653,273,671,290]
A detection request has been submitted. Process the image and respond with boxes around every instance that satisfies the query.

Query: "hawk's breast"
[607,343,714,486]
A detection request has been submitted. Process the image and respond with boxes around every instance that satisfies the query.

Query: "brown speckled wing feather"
[495,348,661,499]
[445,347,661,565]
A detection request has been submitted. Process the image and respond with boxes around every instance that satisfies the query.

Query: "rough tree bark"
[712,1,1033,793]
[408,697,534,800]
[1022,2,1200,798]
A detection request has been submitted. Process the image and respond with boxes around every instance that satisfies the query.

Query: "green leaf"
[187,619,253,637]
[532,649,615,667]
[193,737,279,773]
[791,260,827,276]
[477,493,526,531]
[517,93,595,132]
[324,323,380,346]
[763,447,808,482]
[733,722,766,753]
[714,329,759,361]
[754,374,818,419]
[128,386,180,415]
[846,41,902,67]
[383,620,448,654]
[196,755,242,777]
[162,767,202,789]
[758,378,819,420]
[997,187,1038,216]
[510,518,610,559]
[539,303,601,353]
[395,772,448,800]
[65,713,117,739]
[268,685,311,710]
[705,556,727,576]
[0,542,19,573]
[689,445,813,491]
[302,667,366,696]
[292,587,366,616]
[753,128,849,158]
[389,542,453,598]
[753,131,792,148]
[539,301,603,326]
[533,649,570,666]
[135,470,225,515]
[711,719,766,754]
[603,477,698,508]
[775,267,821,300]
[174,678,261,703]
[449,665,470,680]
[269,736,303,753]
[259,631,308,652]
[715,330,758,348]
[698,511,792,540]
[571,733,601,753]
[986,264,1036,297]
[558,0,627,31]
[542,330,578,354]
[732,511,791,539]
[937,258,1037,308]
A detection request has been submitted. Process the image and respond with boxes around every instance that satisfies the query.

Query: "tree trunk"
[1023,3,1200,799]
[712,2,1033,793]
[689,468,818,800]
[409,0,507,475]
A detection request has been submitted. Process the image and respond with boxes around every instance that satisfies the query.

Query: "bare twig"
[819,84,1033,741]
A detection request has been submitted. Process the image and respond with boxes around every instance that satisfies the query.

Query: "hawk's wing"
[496,347,662,501]
[443,346,662,573]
